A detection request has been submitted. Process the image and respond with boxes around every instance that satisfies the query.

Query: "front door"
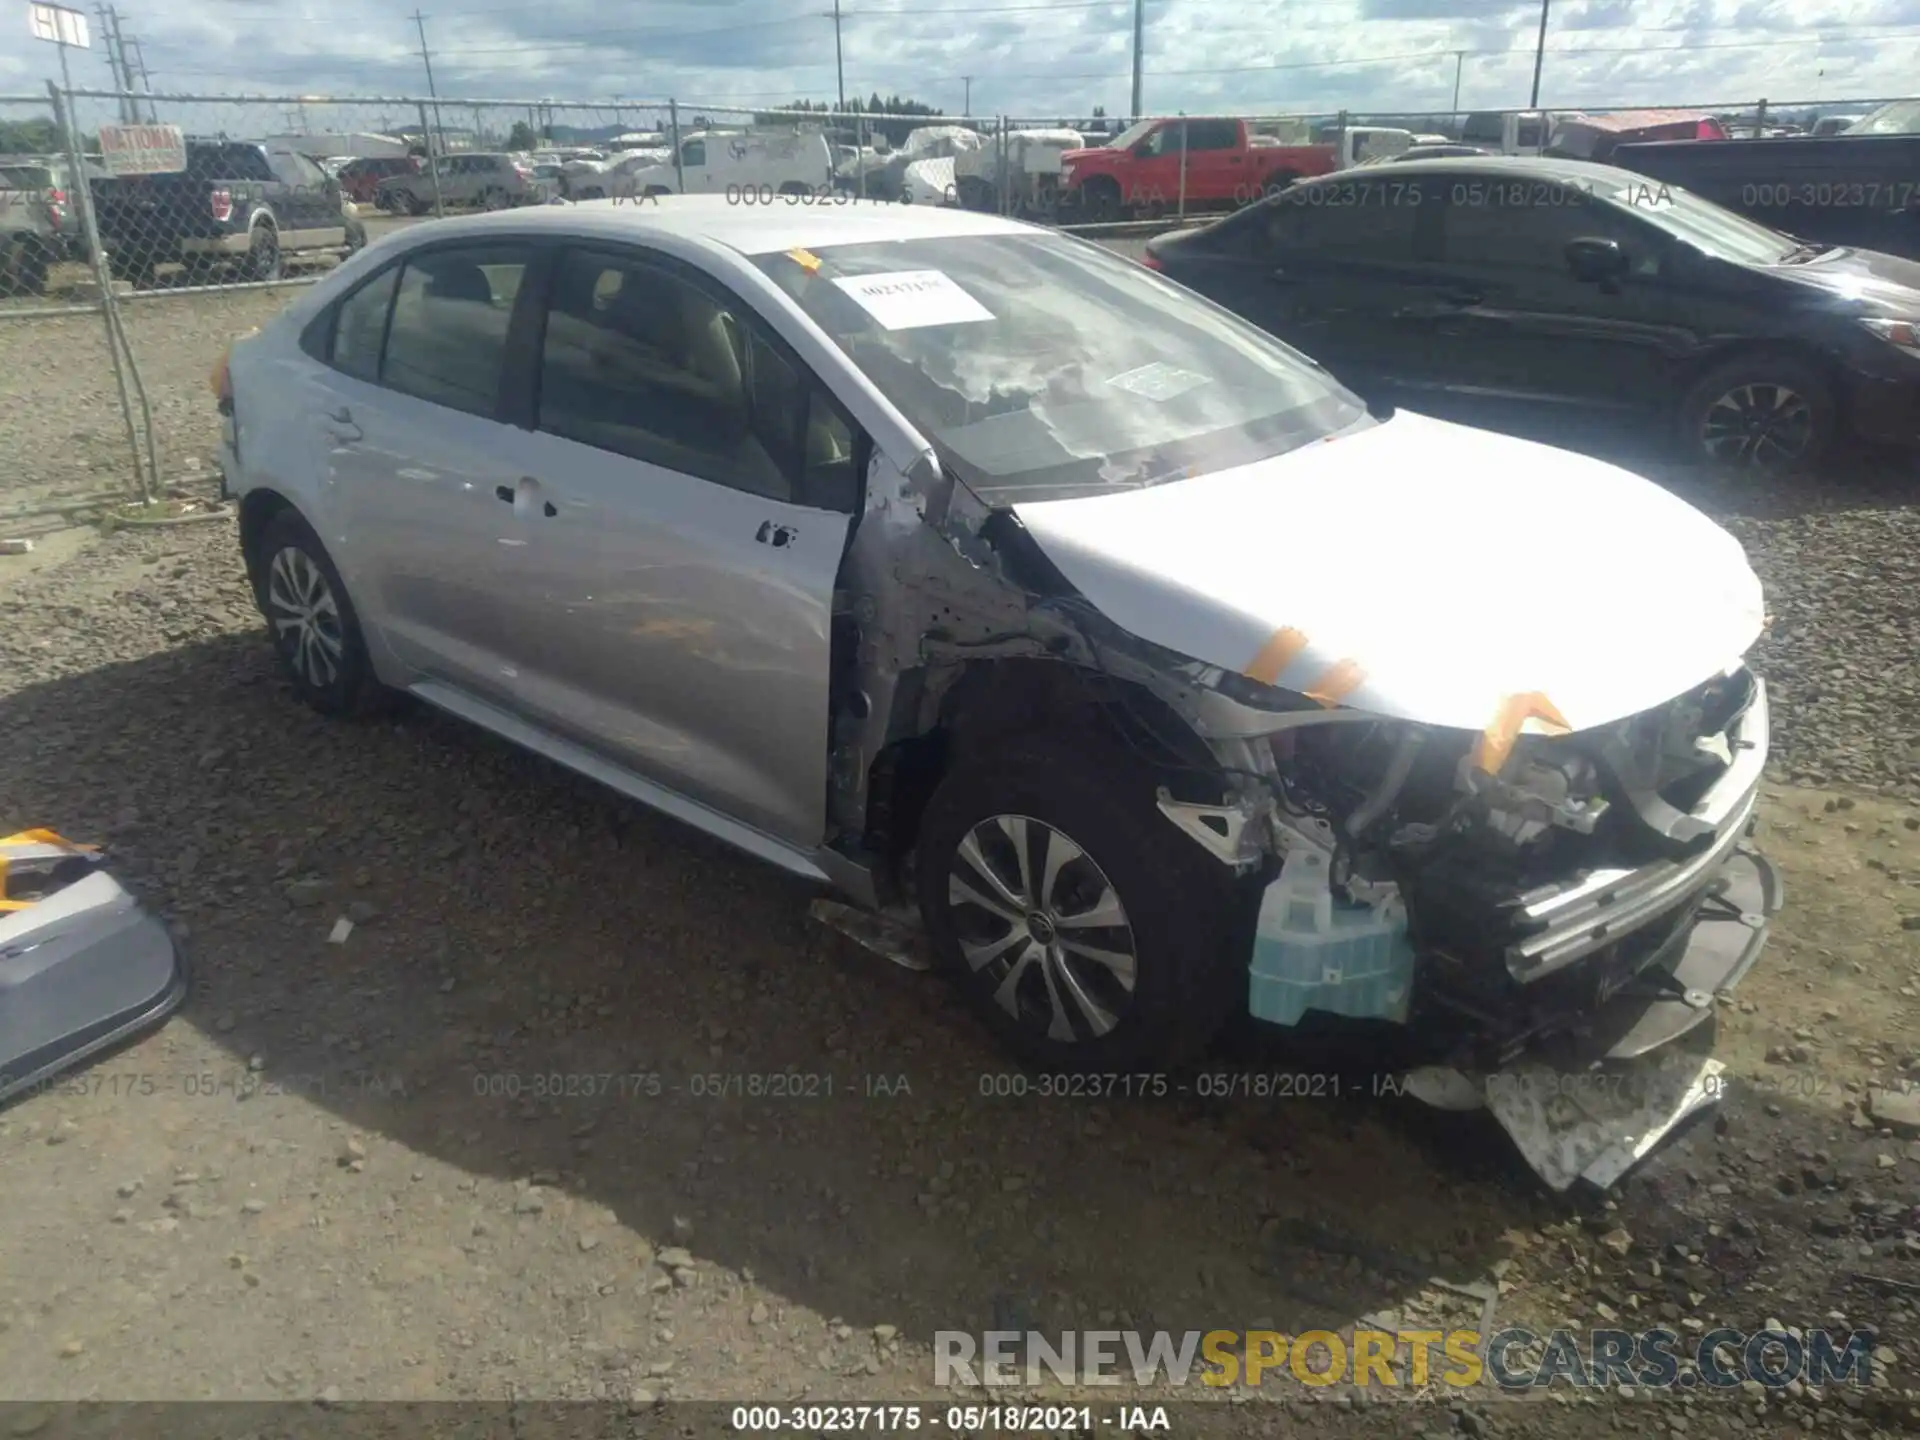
[488,242,858,849]
[1420,176,1698,417]
[266,148,344,246]
[310,239,540,705]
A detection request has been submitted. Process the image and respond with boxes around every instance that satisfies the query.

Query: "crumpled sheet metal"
[1479,1046,1727,1192]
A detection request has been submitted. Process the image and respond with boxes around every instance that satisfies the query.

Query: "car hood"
[1767,246,1920,312]
[1011,412,1765,735]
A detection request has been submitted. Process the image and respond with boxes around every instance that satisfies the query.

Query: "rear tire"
[1676,352,1835,475]
[915,731,1251,1073]
[243,224,282,283]
[252,509,390,718]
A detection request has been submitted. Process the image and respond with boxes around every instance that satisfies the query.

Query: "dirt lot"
[1,277,1919,1437]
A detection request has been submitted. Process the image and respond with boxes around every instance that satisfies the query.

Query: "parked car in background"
[1546,110,1729,161]
[90,138,352,286]
[1142,155,1920,473]
[1458,110,1549,155]
[338,154,421,205]
[620,129,835,197]
[1809,114,1866,136]
[0,154,95,295]
[562,148,670,200]
[377,152,534,214]
[1060,116,1339,219]
[211,198,1778,1189]
[1611,98,1920,259]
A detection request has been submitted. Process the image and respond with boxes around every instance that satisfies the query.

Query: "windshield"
[1846,100,1920,135]
[1607,173,1799,264]
[750,233,1367,505]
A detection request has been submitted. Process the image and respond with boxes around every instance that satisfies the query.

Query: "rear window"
[750,232,1367,505]
[187,144,274,181]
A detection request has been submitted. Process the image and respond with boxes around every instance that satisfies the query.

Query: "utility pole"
[95,4,128,121]
[1528,0,1550,108]
[1451,50,1465,117]
[826,0,845,113]
[412,10,445,154]
[1129,0,1144,118]
[961,75,971,116]
[126,36,155,121]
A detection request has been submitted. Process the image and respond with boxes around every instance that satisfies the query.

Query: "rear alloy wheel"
[243,225,281,283]
[479,185,509,211]
[916,732,1249,1072]
[1678,354,1834,475]
[254,510,388,717]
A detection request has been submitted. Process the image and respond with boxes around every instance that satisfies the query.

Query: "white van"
[620,129,836,198]
[1457,110,1550,155]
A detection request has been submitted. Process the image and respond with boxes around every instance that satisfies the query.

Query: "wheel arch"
[859,656,1229,863]
[237,487,302,604]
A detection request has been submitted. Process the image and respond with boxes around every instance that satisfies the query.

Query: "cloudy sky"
[8,0,1919,129]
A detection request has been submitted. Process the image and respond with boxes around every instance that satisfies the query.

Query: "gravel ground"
[1,272,1919,1434]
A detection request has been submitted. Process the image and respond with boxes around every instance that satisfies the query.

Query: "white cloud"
[2,0,1914,129]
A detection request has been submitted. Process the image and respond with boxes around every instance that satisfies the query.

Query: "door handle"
[328,406,353,423]
[497,481,559,517]
[323,406,361,443]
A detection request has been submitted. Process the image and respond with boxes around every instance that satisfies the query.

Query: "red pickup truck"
[1060,116,1337,220]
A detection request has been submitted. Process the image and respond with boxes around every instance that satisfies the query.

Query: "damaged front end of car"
[821,423,1778,1192]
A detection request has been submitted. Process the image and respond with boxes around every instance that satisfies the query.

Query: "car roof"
[391,194,1039,257]
[1304,153,1643,187]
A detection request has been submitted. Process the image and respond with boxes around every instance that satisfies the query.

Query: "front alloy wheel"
[946,814,1139,1043]
[915,732,1250,1072]
[1699,382,1815,471]
[266,545,344,690]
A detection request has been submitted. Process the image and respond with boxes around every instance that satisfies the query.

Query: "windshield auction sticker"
[832,270,993,330]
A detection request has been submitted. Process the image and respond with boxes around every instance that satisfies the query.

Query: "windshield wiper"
[1777,239,1829,264]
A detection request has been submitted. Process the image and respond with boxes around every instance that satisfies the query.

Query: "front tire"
[915,732,1250,1072]
[1677,352,1835,475]
[253,510,387,718]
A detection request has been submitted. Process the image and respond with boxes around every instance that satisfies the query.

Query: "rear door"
[1195,176,1448,392]
[482,242,861,849]
[1180,118,1244,203]
[302,239,542,704]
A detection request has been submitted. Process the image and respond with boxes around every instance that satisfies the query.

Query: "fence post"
[418,102,445,217]
[1177,114,1188,219]
[49,79,153,504]
[1754,98,1768,137]
[997,118,1010,216]
[670,99,686,193]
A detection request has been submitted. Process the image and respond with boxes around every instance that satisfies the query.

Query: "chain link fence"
[8,83,1908,521]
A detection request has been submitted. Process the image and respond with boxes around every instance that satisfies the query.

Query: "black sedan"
[1142,156,1920,473]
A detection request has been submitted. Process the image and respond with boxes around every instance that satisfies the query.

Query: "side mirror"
[1565,236,1628,282]
[1132,142,1154,159]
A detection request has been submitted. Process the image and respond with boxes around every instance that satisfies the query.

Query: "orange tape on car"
[1243,626,1309,686]
[786,248,824,273]
[1304,659,1366,708]
[1472,693,1573,774]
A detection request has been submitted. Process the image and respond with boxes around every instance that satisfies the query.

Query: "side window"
[538,247,832,504]
[1139,126,1177,157]
[1516,118,1544,148]
[381,243,531,417]
[1187,120,1239,152]
[275,152,327,187]
[329,266,400,383]
[1262,181,1436,264]
[682,139,706,166]
[1440,182,1657,274]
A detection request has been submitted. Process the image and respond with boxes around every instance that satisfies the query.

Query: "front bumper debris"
[0,830,188,1107]
[1405,841,1781,1191]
